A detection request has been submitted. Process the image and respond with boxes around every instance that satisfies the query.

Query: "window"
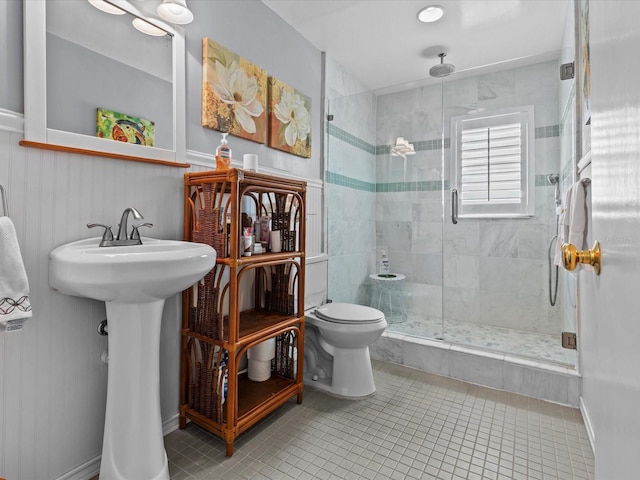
[451,106,535,218]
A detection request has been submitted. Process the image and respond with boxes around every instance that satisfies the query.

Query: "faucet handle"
[131,223,153,241]
[87,223,114,242]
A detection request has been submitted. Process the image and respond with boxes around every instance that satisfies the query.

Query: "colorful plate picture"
[96,108,155,146]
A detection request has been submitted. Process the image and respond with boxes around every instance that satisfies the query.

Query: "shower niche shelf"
[180,168,306,456]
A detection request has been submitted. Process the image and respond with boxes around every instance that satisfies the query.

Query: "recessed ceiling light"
[417,5,445,23]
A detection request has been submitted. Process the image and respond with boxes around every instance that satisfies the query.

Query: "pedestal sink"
[49,237,216,480]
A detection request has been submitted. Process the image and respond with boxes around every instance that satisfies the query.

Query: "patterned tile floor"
[385,314,574,365]
[165,360,594,480]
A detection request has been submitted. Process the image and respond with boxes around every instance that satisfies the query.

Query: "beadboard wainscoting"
[0,112,324,480]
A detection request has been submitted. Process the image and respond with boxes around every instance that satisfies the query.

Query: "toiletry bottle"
[218,350,228,405]
[379,250,390,275]
[215,133,231,171]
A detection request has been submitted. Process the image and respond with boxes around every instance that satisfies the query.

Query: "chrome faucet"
[88,207,152,247]
[116,207,143,241]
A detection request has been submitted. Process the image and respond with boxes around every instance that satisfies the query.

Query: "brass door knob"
[562,241,601,275]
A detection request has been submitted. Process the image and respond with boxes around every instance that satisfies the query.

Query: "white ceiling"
[262,0,570,93]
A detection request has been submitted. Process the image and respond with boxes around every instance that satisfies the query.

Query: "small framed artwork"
[96,108,155,146]
[268,77,311,158]
[202,38,267,144]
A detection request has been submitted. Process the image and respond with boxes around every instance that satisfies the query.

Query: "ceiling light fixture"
[88,0,126,15]
[417,5,445,23]
[157,0,194,25]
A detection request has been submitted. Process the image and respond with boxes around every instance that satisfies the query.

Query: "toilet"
[304,257,387,398]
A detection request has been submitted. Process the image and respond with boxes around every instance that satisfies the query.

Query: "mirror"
[23,0,185,163]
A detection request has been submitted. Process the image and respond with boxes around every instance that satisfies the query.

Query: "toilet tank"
[305,255,327,310]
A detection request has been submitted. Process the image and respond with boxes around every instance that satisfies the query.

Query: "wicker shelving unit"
[180,168,306,456]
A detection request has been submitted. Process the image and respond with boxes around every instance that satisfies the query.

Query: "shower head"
[547,173,562,207]
[429,53,455,78]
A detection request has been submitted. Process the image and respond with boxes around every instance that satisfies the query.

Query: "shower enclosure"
[326,58,577,368]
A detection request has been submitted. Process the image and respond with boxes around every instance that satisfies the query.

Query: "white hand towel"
[0,216,32,324]
[554,185,573,266]
[568,180,587,248]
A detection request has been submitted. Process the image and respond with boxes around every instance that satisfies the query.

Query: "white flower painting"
[268,77,312,158]
[202,38,267,144]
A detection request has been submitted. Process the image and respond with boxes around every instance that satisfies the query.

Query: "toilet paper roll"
[270,230,281,253]
[248,360,272,382]
[247,337,275,361]
[243,154,258,172]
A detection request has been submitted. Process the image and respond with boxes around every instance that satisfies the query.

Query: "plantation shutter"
[452,106,535,218]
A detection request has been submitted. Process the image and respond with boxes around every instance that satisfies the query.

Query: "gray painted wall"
[186,1,323,180]
[46,34,173,149]
[0,0,323,180]
[0,0,24,114]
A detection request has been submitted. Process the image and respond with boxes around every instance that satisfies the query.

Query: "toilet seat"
[313,302,385,324]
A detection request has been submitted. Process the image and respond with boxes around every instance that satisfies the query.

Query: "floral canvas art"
[202,38,267,144]
[96,108,154,146]
[268,77,311,158]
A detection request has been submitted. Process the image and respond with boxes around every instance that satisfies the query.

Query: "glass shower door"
[325,92,378,307]
[373,80,446,339]
[440,61,575,366]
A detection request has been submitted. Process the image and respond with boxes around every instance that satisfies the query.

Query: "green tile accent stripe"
[327,122,558,159]
[376,145,391,155]
[375,125,557,155]
[327,171,447,193]
[326,121,560,192]
[327,123,376,155]
[329,173,554,192]
[326,171,376,192]
[376,138,450,155]
[377,180,447,192]
[535,125,560,138]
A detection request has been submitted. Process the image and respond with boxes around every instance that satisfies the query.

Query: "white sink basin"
[49,236,215,480]
[50,237,216,303]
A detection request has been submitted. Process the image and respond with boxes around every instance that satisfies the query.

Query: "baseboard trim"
[54,413,182,480]
[55,456,100,480]
[163,412,180,436]
[580,396,596,455]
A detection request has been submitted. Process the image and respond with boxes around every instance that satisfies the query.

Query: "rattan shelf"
[180,168,306,456]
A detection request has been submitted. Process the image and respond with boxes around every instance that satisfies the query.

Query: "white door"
[580,1,640,478]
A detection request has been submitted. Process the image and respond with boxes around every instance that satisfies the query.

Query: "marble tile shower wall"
[326,91,377,304]
[376,61,563,336]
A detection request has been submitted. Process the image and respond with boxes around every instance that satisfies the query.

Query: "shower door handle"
[451,189,458,224]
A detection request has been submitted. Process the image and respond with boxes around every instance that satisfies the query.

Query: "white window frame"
[451,106,535,219]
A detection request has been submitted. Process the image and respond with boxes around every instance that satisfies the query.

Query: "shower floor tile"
[385,314,574,365]
[164,360,594,480]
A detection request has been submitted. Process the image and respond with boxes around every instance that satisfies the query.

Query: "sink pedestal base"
[100,300,169,480]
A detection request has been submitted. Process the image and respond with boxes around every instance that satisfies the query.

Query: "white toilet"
[304,257,387,398]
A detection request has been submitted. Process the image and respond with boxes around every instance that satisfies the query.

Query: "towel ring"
[0,184,8,217]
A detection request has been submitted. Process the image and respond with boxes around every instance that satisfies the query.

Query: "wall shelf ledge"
[19,140,190,168]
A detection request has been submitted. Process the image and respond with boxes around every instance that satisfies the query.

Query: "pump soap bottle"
[216,133,232,171]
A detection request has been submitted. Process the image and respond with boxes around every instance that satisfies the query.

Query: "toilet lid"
[313,303,385,324]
